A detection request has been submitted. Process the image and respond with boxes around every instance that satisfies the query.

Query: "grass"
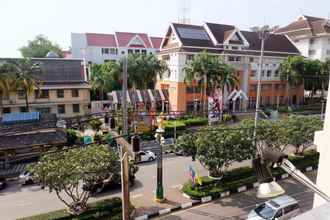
[17,197,133,220]
[183,150,319,199]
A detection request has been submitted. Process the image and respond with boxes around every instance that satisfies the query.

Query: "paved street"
[159,172,317,220]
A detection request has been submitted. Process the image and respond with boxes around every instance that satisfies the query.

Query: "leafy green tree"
[90,62,121,100]
[279,56,305,105]
[0,59,41,111]
[185,51,238,115]
[278,116,322,154]
[196,125,254,177]
[20,35,64,58]
[29,145,121,214]
[126,53,168,89]
[175,133,198,160]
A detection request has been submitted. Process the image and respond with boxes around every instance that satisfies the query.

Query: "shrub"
[67,129,78,146]
[184,117,208,126]
[222,114,232,123]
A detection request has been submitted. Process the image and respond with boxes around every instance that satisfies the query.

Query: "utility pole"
[155,113,165,202]
[253,26,269,156]
[121,56,130,220]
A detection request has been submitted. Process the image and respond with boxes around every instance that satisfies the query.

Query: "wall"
[71,33,87,60]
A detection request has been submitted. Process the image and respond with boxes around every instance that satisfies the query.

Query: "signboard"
[208,89,222,123]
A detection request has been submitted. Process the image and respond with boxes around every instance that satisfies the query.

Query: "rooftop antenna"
[178,0,191,24]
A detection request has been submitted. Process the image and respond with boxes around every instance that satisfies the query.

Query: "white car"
[19,171,34,185]
[136,151,156,162]
[247,195,300,220]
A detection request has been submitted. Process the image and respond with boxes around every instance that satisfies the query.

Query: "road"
[159,172,317,220]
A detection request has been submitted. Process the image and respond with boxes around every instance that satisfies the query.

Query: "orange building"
[156,22,304,113]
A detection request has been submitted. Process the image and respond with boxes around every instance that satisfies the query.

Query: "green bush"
[184,117,208,126]
[18,197,133,220]
[222,114,232,123]
[67,129,78,146]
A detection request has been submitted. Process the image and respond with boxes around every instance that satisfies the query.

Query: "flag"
[188,165,196,185]
[196,170,202,186]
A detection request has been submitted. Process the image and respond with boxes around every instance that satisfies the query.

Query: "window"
[141,50,147,55]
[135,49,140,54]
[20,106,28,112]
[249,57,254,62]
[309,50,316,55]
[2,107,10,114]
[310,38,315,44]
[57,89,64,98]
[121,51,125,55]
[274,209,283,218]
[267,70,272,77]
[71,89,79,98]
[261,70,265,77]
[36,107,50,114]
[128,49,133,54]
[274,70,279,77]
[109,48,118,55]
[251,70,257,77]
[101,48,109,54]
[18,90,25,99]
[283,204,299,214]
[57,105,65,114]
[35,90,49,99]
[228,56,241,62]
[72,104,80,113]
[231,46,239,50]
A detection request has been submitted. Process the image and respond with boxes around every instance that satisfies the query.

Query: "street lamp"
[252,25,286,198]
[155,112,165,202]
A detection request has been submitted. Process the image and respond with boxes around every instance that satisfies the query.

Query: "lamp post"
[155,113,165,202]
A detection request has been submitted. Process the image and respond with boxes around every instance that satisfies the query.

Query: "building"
[156,22,303,112]
[71,32,163,64]
[275,15,330,61]
[0,58,91,118]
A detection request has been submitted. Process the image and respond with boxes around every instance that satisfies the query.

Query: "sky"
[1,0,330,57]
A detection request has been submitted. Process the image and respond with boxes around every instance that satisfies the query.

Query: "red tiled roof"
[86,33,117,47]
[150,37,163,49]
[115,32,152,48]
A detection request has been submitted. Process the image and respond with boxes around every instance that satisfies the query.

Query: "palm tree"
[0,72,11,114]
[184,52,238,116]
[2,59,41,111]
[279,56,305,106]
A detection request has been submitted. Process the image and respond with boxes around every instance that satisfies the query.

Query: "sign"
[83,135,93,145]
[208,89,223,123]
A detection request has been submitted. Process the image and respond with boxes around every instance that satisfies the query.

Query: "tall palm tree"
[2,59,41,111]
[0,72,11,114]
[184,52,238,116]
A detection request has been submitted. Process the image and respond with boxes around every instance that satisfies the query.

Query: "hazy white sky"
[1,0,330,57]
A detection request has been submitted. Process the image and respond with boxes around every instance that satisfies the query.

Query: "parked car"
[0,177,7,190]
[136,151,156,162]
[247,195,300,220]
[19,171,34,185]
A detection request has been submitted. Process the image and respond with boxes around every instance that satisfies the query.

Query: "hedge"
[17,197,133,220]
[183,150,319,199]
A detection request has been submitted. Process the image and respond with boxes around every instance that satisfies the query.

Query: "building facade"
[71,32,162,64]
[0,58,91,118]
[275,15,330,61]
[156,22,304,112]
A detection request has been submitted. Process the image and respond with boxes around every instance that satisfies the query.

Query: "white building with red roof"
[71,32,162,64]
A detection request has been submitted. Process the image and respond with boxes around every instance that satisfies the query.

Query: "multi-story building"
[0,58,91,118]
[156,22,303,113]
[275,15,330,61]
[71,32,163,64]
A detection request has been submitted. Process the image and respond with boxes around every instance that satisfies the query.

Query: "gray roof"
[0,58,87,86]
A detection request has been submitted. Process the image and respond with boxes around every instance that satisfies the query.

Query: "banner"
[208,89,222,123]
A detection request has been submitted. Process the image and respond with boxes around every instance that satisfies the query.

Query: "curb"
[134,165,317,220]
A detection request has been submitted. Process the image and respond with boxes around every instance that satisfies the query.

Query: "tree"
[20,35,64,58]
[0,69,12,113]
[279,56,305,105]
[88,118,103,132]
[0,59,41,111]
[278,116,322,154]
[126,53,168,89]
[90,62,121,100]
[175,133,198,160]
[185,51,238,115]
[196,125,254,178]
[28,145,121,214]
